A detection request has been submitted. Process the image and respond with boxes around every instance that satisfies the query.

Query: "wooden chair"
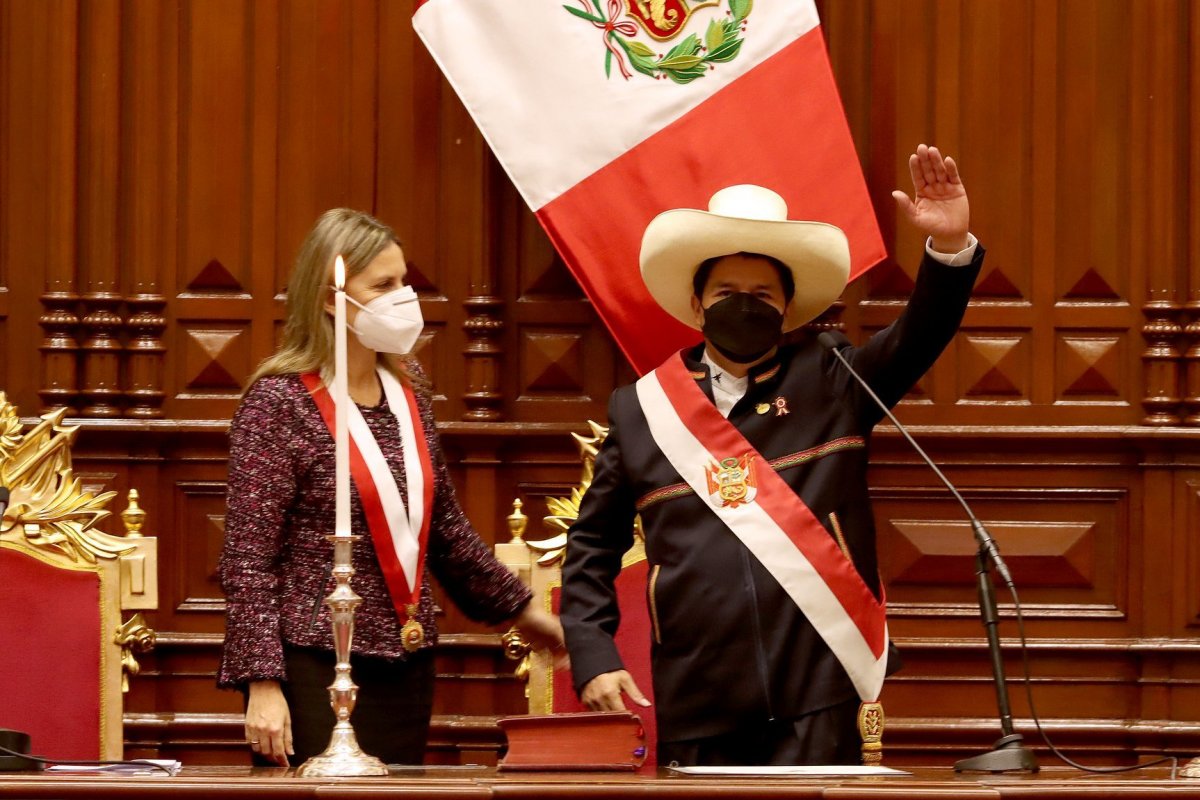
[0,394,158,762]
[497,422,657,769]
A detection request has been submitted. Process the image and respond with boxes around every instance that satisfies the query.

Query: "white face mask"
[345,286,423,355]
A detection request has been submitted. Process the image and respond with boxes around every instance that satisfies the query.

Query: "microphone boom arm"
[818,331,1036,773]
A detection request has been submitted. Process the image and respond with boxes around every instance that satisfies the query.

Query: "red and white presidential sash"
[635,353,888,701]
[301,368,434,651]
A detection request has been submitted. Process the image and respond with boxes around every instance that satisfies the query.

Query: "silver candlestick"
[295,534,388,776]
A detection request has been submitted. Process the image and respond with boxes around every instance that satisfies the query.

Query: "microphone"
[817,331,1013,587]
[821,330,1038,773]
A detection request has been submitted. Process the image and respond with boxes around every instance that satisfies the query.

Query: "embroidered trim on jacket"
[635,435,865,512]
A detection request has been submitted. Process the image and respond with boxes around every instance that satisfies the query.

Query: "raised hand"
[891,143,970,253]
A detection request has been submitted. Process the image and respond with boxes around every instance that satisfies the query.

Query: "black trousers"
[249,643,435,767]
[658,696,862,767]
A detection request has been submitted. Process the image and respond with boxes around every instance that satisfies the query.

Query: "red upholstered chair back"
[0,398,159,763]
[0,548,108,760]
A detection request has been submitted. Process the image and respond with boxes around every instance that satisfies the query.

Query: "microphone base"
[0,729,41,772]
[954,734,1039,773]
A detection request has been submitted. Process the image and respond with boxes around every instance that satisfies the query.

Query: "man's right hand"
[580,669,651,712]
[245,680,293,767]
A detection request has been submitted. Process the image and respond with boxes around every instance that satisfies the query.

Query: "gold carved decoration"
[0,392,158,700]
[121,488,147,538]
[0,395,132,564]
[114,613,157,693]
[528,421,644,567]
[858,701,885,765]
[501,421,644,684]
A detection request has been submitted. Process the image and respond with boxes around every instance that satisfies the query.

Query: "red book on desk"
[497,711,648,771]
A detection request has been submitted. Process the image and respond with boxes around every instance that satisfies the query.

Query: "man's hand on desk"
[580,669,651,712]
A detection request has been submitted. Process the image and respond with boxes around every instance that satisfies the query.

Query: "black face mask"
[701,292,784,364]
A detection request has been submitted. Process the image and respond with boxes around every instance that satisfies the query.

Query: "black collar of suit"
[681,342,792,415]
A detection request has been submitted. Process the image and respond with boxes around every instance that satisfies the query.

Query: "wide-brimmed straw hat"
[640,185,851,331]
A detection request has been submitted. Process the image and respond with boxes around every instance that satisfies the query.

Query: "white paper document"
[668,765,909,777]
[47,759,181,776]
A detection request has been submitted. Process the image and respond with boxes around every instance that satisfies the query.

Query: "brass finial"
[121,488,146,538]
[507,498,527,543]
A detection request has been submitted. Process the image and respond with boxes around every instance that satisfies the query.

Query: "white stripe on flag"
[414,0,819,211]
[635,369,888,701]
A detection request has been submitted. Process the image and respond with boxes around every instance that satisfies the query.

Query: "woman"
[218,209,563,767]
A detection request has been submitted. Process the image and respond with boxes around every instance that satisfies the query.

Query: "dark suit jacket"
[561,248,984,743]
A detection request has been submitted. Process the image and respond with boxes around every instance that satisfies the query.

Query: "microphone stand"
[819,333,1037,773]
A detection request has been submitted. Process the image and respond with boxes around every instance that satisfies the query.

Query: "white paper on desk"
[47,759,181,776]
[668,765,909,777]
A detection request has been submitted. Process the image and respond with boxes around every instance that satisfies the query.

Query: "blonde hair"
[247,208,414,389]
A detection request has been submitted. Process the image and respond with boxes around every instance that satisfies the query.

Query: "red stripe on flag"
[654,353,886,657]
[538,27,885,374]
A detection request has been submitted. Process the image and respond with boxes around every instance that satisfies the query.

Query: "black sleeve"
[559,391,639,695]
[829,246,984,427]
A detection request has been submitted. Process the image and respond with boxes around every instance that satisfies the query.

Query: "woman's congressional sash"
[301,367,434,651]
[635,352,888,702]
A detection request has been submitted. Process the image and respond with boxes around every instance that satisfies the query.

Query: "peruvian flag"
[414,0,885,374]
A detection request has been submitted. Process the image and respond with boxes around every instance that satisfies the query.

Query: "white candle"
[333,255,351,537]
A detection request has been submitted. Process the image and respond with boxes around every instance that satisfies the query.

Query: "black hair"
[692,252,795,301]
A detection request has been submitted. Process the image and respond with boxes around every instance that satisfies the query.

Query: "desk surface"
[1,765,1199,799]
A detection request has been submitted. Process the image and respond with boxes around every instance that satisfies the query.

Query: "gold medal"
[401,603,425,652]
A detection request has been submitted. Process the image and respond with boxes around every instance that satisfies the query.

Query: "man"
[560,144,982,767]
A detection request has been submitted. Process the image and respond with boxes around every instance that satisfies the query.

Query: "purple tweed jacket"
[217,369,531,688]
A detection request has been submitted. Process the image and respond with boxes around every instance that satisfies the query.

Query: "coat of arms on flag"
[564,0,752,82]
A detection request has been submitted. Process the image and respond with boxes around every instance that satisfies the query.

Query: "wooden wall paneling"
[1186,1,1200,426]
[1,1,82,415]
[872,439,1136,637]
[1178,475,1200,634]
[831,1,1149,429]
[436,78,488,421]
[1046,2,1139,425]
[249,1,285,376]
[78,0,123,418]
[1134,1,1189,425]
[274,0,379,269]
[122,0,175,419]
[460,150,504,423]
[172,0,256,421]
[375,1,445,404]
[173,479,230,622]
